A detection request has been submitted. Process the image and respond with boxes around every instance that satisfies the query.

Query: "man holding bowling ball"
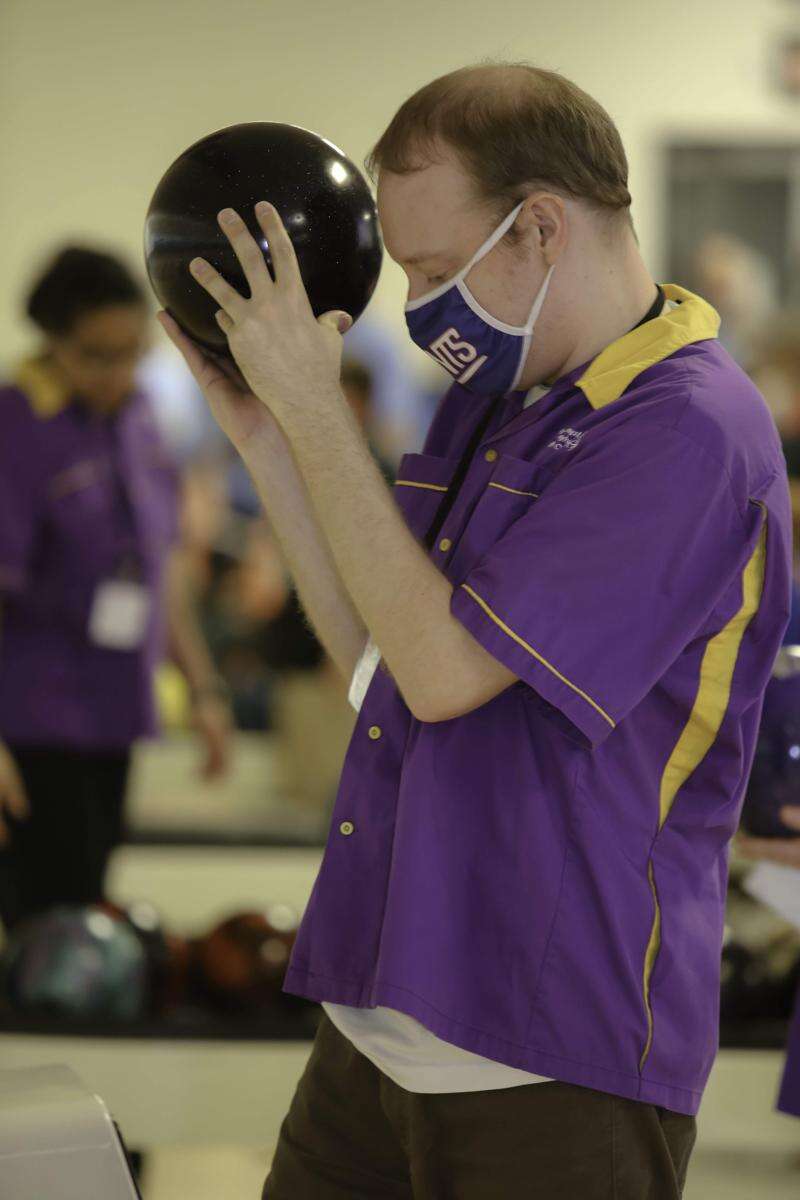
[159,63,792,1199]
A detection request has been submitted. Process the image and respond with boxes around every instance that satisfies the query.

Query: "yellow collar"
[576,284,720,410]
[13,356,72,419]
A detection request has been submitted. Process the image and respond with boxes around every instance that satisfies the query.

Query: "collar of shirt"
[516,283,718,414]
[13,355,127,425]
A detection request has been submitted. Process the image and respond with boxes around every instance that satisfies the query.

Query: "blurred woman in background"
[0,246,232,932]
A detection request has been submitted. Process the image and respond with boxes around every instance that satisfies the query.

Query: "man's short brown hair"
[367,62,634,242]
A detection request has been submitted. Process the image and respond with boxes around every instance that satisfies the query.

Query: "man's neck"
[530,246,660,389]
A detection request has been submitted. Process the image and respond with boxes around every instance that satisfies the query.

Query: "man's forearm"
[240,427,369,685]
[276,394,481,722]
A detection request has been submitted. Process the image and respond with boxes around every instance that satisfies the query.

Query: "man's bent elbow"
[408,690,479,725]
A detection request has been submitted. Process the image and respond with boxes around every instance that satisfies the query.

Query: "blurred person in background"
[197,517,287,730]
[749,309,800,560]
[0,246,232,933]
[340,314,436,461]
[737,734,800,1126]
[692,232,780,372]
[258,358,395,819]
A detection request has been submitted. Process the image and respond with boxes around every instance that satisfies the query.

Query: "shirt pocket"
[448,453,555,576]
[392,451,459,543]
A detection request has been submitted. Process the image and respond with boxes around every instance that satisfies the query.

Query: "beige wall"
[2,0,799,367]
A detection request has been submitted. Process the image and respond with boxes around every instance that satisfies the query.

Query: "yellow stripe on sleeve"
[459,584,616,729]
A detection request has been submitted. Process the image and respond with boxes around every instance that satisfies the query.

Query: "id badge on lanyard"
[88,554,152,651]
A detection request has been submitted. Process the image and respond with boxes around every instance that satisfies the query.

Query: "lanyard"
[423,399,498,553]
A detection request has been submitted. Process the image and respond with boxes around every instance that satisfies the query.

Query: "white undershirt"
[325,298,676,1094]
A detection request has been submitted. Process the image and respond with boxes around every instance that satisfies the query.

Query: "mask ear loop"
[459,198,553,334]
[508,262,555,392]
[457,200,526,280]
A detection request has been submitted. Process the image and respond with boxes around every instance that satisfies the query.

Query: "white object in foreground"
[0,1063,140,1199]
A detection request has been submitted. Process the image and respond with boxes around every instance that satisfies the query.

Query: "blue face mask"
[404,201,555,396]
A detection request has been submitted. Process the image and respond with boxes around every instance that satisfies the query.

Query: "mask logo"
[428,327,488,386]
[548,428,583,452]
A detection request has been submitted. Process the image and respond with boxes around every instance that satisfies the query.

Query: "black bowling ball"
[0,905,148,1022]
[143,122,383,354]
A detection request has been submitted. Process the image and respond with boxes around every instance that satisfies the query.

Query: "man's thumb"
[319,310,353,336]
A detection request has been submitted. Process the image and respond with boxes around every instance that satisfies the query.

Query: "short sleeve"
[450,423,757,749]
[0,393,44,594]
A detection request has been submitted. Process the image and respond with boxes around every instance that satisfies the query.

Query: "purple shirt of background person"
[0,362,179,750]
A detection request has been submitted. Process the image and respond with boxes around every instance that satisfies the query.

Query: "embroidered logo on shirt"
[428,327,488,385]
[548,427,583,451]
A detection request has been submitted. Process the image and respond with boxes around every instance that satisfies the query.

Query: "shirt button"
[339,820,355,836]
[368,725,382,740]
[484,449,498,462]
[438,537,452,552]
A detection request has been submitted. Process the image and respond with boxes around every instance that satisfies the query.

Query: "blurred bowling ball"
[1,905,148,1022]
[196,904,299,1013]
[741,646,800,838]
[98,899,192,1016]
[144,122,383,354]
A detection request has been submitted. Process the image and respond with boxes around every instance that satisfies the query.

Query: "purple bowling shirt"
[283,285,794,1116]
[0,359,179,750]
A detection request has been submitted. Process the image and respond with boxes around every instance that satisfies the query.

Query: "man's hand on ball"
[156,310,285,452]
[189,202,352,427]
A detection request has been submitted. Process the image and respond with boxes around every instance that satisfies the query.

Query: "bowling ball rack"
[0,1001,320,1042]
[0,1003,786,1049]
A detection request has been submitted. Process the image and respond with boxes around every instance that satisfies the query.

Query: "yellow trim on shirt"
[639,506,768,1073]
[639,861,662,1071]
[488,482,540,498]
[459,583,616,730]
[395,480,448,492]
[14,356,71,419]
[576,285,721,412]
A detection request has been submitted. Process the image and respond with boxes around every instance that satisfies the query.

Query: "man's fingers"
[157,312,209,379]
[319,311,353,336]
[204,345,250,393]
[254,202,303,291]
[189,257,246,318]
[217,208,272,297]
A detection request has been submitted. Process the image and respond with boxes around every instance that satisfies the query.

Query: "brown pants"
[263,1009,696,1199]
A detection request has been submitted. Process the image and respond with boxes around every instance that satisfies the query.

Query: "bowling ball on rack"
[98,899,192,1016]
[741,646,800,838]
[144,122,383,354]
[0,904,148,1022]
[195,904,300,1014]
